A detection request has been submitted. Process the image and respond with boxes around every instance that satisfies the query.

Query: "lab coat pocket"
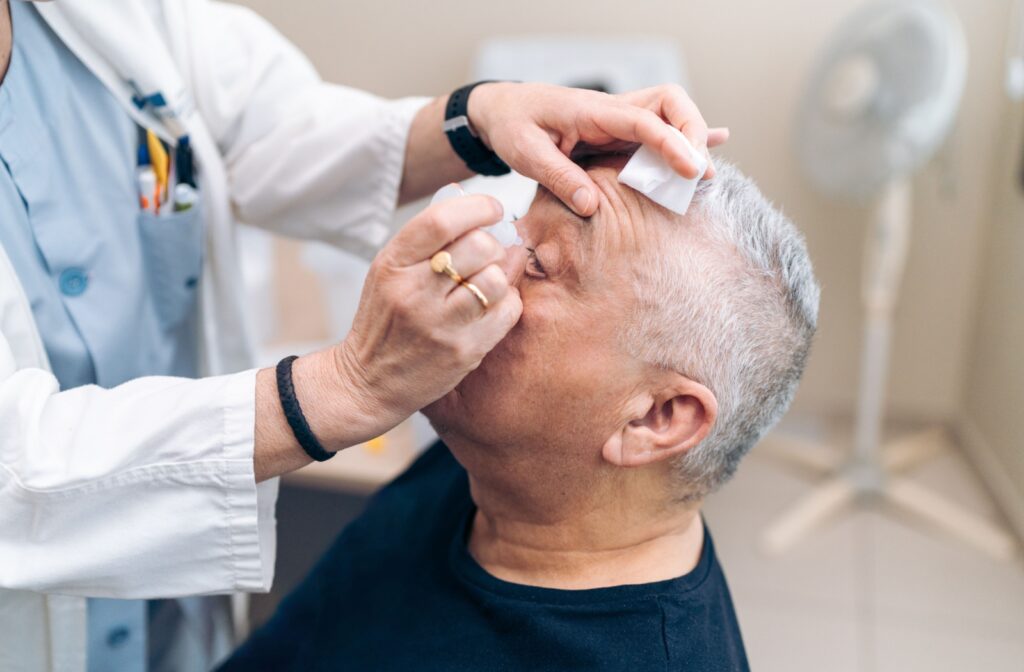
[137,205,204,331]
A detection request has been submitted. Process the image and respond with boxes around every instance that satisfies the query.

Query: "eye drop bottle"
[430,183,523,248]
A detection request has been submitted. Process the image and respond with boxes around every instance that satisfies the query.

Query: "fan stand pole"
[759,179,1017,561]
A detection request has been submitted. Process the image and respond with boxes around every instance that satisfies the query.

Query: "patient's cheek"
[489,324,526,361]
[521,298,573,343]
[481,317,538,371]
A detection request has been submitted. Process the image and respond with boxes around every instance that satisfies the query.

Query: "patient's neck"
[463,457,705,590]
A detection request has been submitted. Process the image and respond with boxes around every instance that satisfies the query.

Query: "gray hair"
[622,160,820,500]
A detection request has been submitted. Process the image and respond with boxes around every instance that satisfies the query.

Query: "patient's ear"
[601,375,717,468]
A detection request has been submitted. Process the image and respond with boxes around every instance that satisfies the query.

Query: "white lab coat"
[0,1,427,670]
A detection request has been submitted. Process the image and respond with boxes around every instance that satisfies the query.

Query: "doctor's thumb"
[513,131,599,217]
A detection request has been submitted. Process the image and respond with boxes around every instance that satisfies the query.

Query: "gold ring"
[430,250,463,284]
[460,281,490,310]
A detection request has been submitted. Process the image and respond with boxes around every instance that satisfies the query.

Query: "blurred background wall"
[230,0,1022,513]
[963,83,1024,533]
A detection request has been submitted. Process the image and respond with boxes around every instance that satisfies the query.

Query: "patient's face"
[425,158,672,463]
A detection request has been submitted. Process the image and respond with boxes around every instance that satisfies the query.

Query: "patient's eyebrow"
[537,186,595,240]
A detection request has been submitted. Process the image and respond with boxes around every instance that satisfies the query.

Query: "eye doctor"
[0,0,727,670]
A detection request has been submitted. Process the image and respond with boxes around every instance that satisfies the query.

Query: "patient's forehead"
[582,154,671,257]
[578,152,633,175]
[576,154,639,207]
[533,153,659,231]
[525,153,687,288]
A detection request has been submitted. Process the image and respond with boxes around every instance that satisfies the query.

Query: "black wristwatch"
[443,81,511,177]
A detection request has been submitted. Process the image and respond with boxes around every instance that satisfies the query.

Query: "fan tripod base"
[759,427,1018,562]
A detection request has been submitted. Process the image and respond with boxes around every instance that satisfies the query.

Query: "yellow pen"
[146,130,170,208]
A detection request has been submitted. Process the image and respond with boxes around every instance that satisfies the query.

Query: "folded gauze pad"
[617,127,709,215]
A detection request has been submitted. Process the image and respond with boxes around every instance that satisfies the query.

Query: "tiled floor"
[704,419,1024,672]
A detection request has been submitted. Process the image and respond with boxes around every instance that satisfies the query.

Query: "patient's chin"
[422,330,532,444]
[423,367,514,445]
[421,389,459,435]
[422,384,486,440]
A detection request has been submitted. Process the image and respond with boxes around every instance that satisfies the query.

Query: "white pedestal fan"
[761,0,1017,561]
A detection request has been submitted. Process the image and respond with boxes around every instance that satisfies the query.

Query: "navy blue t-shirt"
[222,443,749,671]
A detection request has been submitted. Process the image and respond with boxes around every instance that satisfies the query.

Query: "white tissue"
[430,183,523,248]
[617,127,708,215]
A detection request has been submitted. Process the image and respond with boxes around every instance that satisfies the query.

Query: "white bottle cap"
[430,183,466,205]
[617,127,708,215]
[481,219,522,247]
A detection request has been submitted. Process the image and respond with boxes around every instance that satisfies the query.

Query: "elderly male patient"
[222,156,819,671]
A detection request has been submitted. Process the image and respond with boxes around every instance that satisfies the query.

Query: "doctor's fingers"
[385,195,503,267]
[509,126,599,218]
[445,264,511,322]
[456,284,523,358]
[707,127,730,148]
[582,100,704,181]
[438,229,506,290]
[396,228,504,311]
[617,85,712,177]
[651,91,733,179]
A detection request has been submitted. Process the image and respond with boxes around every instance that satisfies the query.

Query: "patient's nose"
[501,244,528,287]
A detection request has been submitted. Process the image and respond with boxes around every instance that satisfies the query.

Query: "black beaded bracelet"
[275,355,334,462]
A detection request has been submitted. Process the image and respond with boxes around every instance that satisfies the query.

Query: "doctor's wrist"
[252,348,389,482]
[464,81,511,152]
[291,346,386,453]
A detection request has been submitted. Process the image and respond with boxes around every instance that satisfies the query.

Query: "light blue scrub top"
[0,3,211,671]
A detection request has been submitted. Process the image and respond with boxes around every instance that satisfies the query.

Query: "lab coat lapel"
[32,0,255,376]
[33,0,193,141]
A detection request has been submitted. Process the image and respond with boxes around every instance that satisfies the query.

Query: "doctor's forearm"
[252,347,386,482]
[253,366,311,481]
[398,95,473,205]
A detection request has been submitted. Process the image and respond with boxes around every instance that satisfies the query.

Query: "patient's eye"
[525,247,547,279]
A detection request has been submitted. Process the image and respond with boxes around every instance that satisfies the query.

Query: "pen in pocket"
[147,130,170,209]
[136,130,158,213]
[173,135,197,212]
[137,168,157,213]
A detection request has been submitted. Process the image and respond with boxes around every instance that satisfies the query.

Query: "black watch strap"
[276,355,335,462]
[444,81,511,177]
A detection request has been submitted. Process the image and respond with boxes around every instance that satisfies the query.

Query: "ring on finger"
[430,250,463,285]
[459,280,489,310]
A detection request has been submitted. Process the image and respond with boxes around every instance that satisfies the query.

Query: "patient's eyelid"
[525,247,547,278]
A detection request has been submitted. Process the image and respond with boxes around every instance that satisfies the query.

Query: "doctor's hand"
[468,82,730,217]
[338,193,522,434]
[253,193,521,480]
